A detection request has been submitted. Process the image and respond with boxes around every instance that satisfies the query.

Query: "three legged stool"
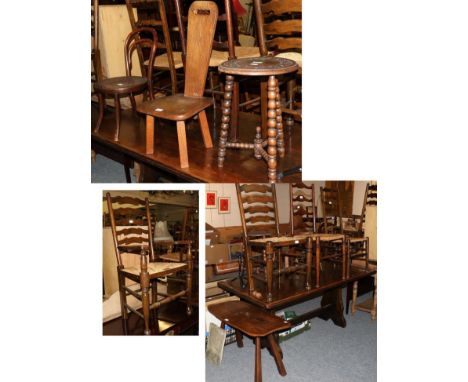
[208,300,291,382]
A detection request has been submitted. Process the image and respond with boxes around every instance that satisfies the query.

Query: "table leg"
[235,330,244,347]
[266,334,287,376]
[255,337,262,382]
[319,270,346,328]
[230,81,240,142]
[267,76,277,183]
[218,75,234,167]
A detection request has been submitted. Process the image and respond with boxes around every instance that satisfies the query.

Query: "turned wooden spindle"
[218,74,234,167]
[140,251,151,335]
[254,126,263,159]
[275,78,285,158]
[267,76,278,183]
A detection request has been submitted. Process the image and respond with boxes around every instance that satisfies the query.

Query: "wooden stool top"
[94,76,148,95]
[218,56,298,76]
[208,301,291,337]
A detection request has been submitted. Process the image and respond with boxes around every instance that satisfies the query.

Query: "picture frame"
[206,191,217,208]
[218,197,230,214]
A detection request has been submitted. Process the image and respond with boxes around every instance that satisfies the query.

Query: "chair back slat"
[106,193,155,267]
[320,187,343,234]
[184,1,218,97]
[259,0,302,54]
[290,182,316,235]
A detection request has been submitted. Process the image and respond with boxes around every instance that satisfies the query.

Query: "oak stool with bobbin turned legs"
[217,56,298,182]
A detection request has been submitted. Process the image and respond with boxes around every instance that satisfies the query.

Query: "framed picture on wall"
[206,191,217,208]
[218,197,230,214]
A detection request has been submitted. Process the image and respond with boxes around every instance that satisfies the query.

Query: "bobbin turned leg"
[266,76,278,183]
[275,78,285,158]
[218,75,234,167]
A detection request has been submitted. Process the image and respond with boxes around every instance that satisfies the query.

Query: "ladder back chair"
[256,0,302,127]
[289,182,316,235]
[125,0,182,95]
[320,186,343,234]
[137,1,218,168]
[106,193,193,335]
[94,27,158,141]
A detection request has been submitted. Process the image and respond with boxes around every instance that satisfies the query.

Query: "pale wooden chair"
[137,1,218,168]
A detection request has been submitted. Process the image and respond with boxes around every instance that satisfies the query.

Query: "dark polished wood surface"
[91,103,302,182]
[218,262,376,311]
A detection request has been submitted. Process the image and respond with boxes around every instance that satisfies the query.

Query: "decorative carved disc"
[218,56,298,76]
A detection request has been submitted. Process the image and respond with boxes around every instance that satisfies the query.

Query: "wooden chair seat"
[209,46,261,67]
[276,51,302,68]
[94,76,148,94]
[159,252,184,262]
[122,261,187,277]
[145,51,184,69]
[137,94,213,121]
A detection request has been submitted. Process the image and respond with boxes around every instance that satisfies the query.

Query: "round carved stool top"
[218,56,298,76]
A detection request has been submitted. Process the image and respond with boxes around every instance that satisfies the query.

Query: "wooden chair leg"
[176,121,189,168]
[255,337,262,382]
[235,330,244,347]
[140,262,151,335]
[198,110,213,148]
[146,115,155,154]
[94,92,105,133]
[266,334,287,376]
[114,94,121,141]
[130,93,137,113]
[151,279,160,334]
[117,270,129,335]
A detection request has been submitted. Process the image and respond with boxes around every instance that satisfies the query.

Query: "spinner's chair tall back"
[137,1,218,168]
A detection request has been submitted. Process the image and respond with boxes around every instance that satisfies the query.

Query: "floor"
[206,290,376,382]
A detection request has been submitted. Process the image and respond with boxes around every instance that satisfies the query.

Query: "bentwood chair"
[137,1,218,168]
[106,193,193,335]
[125,0,182,95]
[94,28,158,141]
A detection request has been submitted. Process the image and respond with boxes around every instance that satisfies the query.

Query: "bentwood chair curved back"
[94,27,158,141]
[106,193,193,335]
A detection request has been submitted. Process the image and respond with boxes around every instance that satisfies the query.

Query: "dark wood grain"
[91,106,302,183]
